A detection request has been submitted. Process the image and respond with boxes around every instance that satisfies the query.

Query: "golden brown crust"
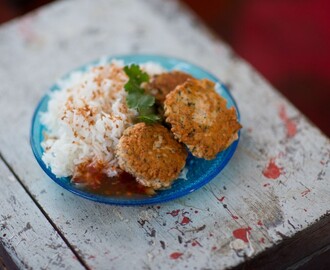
[164,79,242,160]
[144,71,193,104]
[116,123,187,189]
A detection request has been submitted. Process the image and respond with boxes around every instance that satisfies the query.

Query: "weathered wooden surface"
[0,0,329,269]
[0,160,83,269]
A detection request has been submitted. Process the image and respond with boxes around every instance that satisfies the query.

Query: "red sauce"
[72,163,154,198]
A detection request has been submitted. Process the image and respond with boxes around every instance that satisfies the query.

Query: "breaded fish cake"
[144,71,193,104]
[116,123,187,190]
[164,79,242,160]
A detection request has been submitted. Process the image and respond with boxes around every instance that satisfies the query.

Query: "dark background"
[1,0,329,137]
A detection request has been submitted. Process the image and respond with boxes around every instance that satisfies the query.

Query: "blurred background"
[1,0,329,137]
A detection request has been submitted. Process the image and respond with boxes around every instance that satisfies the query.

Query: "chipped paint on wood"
[0,161,82,269]
[262,158,282,179]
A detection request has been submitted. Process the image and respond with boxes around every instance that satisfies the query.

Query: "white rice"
[41,60,165,178]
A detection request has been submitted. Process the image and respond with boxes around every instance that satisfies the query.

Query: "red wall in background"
[182,0,330,137]
[1,0,329,136]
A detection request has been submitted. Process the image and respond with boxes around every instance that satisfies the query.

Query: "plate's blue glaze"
[30,55,240,206]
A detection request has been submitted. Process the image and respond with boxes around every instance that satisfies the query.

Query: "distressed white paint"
[0,0,329,269]
[0,161,83,269]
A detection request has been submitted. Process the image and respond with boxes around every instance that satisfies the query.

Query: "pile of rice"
[41,60,164,178]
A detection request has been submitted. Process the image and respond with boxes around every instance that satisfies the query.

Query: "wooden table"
[0,0,329,269]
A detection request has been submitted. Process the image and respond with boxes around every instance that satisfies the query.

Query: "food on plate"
[164,78,242,159]
[40,60,241,197]
[41,62,136,180]
[117,123,187,189]
[144,71,193,104]
[123,64,160,123]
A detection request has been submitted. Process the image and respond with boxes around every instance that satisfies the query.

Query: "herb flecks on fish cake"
[164,79,241,160]
[116,123,187,190]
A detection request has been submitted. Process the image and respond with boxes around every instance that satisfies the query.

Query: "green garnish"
[124,64,160,124]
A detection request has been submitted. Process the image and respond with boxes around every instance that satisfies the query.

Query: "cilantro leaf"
[124,64,160,124]
[124,80,143,94]
[137,114,161,124]
[137,94,155,108]
[126,92,155,109]
[126,92,141,109]
[124,64,149,84]
[124,64,149,94]
[138,106,162,123]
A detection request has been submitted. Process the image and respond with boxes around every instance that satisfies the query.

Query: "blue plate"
[30,54,240,205]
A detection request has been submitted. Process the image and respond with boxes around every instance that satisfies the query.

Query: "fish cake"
[164,79,242,159]
[116,123,187,190]
[144,71,193,104]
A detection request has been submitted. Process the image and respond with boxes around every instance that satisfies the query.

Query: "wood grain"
[232,213,330,269]
[0,0,329,269]
[0,159,83,269]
